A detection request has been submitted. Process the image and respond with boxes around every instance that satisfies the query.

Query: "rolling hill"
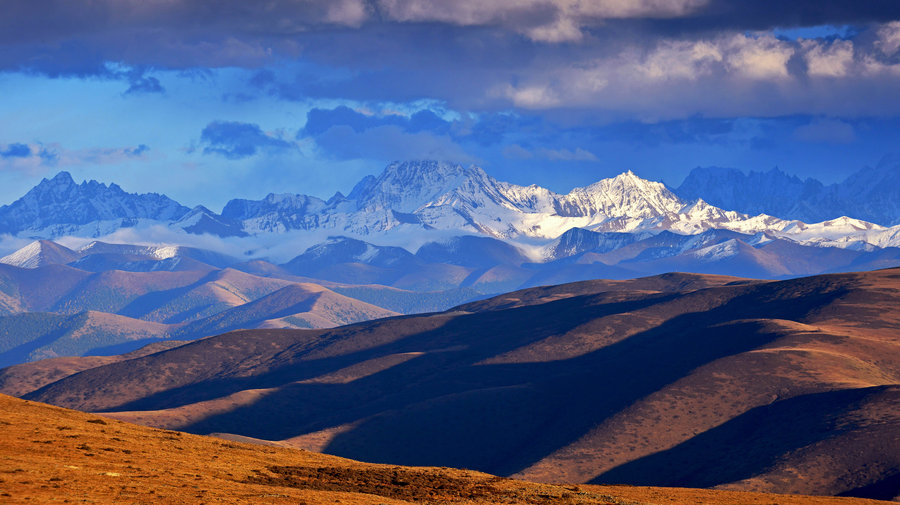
[12,268,900,499]
[0,281,399,368]
[0,311,171,368]
[0,258,484,367]
[0,340,187,397]
[2,393,888,505]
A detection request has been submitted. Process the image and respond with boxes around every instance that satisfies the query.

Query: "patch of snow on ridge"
[0,240,45,268]
[151,246,180,260]
[692,239,740,261]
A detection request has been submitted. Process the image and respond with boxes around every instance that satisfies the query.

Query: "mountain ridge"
[676,161,900,226]
[0,171,190,237]
[2,162,899,256]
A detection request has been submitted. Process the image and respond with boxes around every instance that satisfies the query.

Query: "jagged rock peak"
[0,171,191,237]
[354,160,489,213]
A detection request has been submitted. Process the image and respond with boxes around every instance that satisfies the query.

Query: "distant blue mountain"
[676,160,900,226]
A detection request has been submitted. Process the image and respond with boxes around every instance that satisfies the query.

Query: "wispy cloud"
[0,141,151,173]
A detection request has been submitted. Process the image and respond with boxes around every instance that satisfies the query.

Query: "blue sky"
[2,1,900,210]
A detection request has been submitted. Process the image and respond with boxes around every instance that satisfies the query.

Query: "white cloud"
[538,147,598,161]
[875,21,900,56]
[637,40,723,80]
[482,29,900,118]
[501,144,598,161]
[524,16,584,43]
[725,34,794,80]
[0,142,151,173]
[324,0,370,26]
[501,84,563,108]
[49,222,488,264]
[803,39,854,78]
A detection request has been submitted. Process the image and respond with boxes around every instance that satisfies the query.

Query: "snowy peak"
[1,163,899,255]
[65,241,241,272]
[211,161,900,246]
[0,240,80,269]
[221,192,328,234]
[39,171,78,192]
[0,171,191,237]
[355,160,478,213]
[558,170,683,218]
[0,238,244,272]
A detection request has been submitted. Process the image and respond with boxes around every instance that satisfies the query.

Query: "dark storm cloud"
[0,0,370,77]
[200,121,294,160]
[297,105,603,164]
[300,106,451,136]
[3,1,900,75]
[298,106,475,162]
[3,1,900,119]
[666,0,900,33]
[299,106,546,149]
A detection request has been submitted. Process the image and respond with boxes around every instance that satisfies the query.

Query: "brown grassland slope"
[0,341,188,397]
[0,394,894,505]
[12,269,900,499]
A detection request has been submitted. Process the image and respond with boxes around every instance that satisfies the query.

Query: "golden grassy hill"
[0,393,893,505]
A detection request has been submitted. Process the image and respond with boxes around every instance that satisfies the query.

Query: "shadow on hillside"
[116,269,228,323]
[0,317,72,368]
[839,471,900,501]
[151,280,848,476]
[104,292,679,413]
[33,275,856,480]
[591,385,900,499]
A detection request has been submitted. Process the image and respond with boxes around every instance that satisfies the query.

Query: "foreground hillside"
[9,269,900,499]
[0,394,892,505]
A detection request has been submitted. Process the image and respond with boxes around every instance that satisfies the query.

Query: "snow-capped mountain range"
[1,161,900,256]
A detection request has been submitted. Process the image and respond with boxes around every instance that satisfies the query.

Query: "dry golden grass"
[0,394,893,505]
